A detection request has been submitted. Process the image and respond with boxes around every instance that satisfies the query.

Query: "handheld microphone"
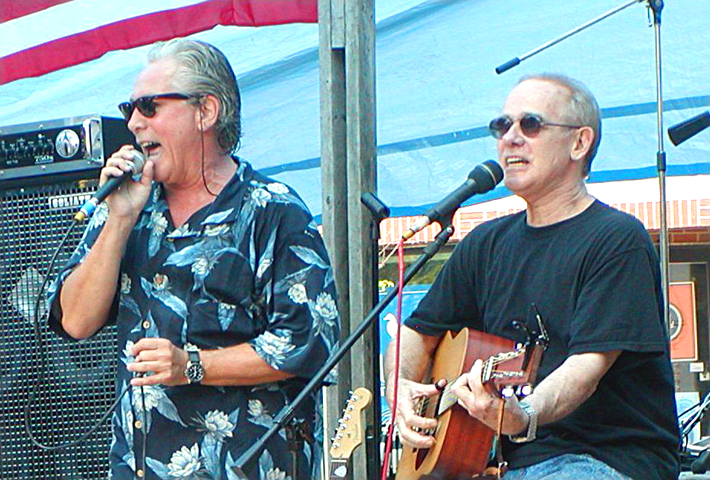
[402,160,504,240]
[668,111,710,146]
[74,150,146,222]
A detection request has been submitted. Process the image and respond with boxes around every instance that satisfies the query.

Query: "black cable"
[24,94,216,455]
[198,97,218,198]
[24,217,131,451]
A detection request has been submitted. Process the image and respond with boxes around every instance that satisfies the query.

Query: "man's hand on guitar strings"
[389,377,442,449]
[450,359,530,436]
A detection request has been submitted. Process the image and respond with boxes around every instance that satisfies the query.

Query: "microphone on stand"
[668,111,710,146]
[402,160,504,240]
[74,150,146,222]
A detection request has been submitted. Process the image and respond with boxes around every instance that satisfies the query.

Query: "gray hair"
[518,73,602,174]
[147,39,241,154]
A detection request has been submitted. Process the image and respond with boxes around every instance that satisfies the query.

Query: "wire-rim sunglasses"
[118,93,198,121]
[489,113,584,139]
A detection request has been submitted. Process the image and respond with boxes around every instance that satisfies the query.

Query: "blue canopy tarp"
[1,0,708,218]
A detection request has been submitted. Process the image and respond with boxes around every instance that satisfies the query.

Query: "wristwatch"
[509,400,538,443]
[183,343,204,384]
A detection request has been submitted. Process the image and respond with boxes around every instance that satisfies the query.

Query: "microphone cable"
[380,238,406,480]
[24,216,132,451]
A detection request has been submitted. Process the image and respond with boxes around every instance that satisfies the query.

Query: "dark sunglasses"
[118,92,196,121]
[489,113,583,139]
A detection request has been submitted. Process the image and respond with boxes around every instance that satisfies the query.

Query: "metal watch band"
[509,400,537,443]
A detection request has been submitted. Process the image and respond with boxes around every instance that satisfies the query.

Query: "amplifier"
[0,175,116,479]
[0,114,130,478]
[0,115,134,186]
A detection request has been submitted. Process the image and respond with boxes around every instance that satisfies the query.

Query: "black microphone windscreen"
[469,160,504,193]
[668,111,710,146]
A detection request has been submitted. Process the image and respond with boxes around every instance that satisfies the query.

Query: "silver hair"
[147,39,241,154]
[518,73,602,174]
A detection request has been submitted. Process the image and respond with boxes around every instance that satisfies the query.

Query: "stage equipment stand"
[319,0,379,478]
[232,222,456,478]
[495,0,670,325]
[361,191,392,477]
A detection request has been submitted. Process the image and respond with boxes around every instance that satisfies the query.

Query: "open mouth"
[140,141,161,158]
[506,156,529,166]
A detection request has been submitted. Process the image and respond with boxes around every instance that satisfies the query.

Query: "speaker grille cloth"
[1,178,116,479]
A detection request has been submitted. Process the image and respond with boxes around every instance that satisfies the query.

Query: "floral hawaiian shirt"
[48,159,340,480]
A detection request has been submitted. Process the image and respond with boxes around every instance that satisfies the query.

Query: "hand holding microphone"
[402,160,504,240]
[74,148,147,222]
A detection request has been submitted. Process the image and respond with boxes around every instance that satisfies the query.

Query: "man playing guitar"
[385,74,680,480]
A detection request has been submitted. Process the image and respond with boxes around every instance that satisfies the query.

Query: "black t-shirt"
[406,200,680,480]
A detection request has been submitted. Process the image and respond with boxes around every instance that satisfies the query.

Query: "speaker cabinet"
[0,175,117,479]
[0,115,129,479]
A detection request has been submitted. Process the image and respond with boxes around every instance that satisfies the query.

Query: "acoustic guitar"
[329,387,373,479]
[395,326,546,480]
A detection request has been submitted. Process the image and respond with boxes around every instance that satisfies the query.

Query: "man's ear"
[197,94,220,131]
[571,126,594,163]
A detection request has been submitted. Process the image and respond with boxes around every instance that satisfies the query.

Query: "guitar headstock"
[330,387,372,460]
[483,344,543,398]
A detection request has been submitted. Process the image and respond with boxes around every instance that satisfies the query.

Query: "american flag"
[0,0,317,85]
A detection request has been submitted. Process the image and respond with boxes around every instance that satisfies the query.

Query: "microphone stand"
[495,0,645,75]
[495,0,670,324]
[361,192,392,479]
[648,0,670,327]
[232,222,456,477]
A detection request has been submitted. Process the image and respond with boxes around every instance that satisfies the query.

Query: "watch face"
[186,363,204,383]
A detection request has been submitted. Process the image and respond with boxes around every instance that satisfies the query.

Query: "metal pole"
[496,0,644,74]
[648,0,669,326]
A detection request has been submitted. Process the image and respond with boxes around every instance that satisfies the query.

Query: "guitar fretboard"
[436,348,525,416]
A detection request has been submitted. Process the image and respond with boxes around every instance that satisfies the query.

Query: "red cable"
[380,238,405,480]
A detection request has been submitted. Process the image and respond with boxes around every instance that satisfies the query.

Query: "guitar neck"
[437,348,526,416]
[329,387,372,478]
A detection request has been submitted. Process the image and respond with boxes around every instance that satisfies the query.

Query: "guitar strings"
[435,348,526,416]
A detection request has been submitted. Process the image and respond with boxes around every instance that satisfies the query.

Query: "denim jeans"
[503,453,633,480]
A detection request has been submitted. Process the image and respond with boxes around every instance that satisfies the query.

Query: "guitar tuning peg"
[501,386,515,398]
[517,384,533,397]
[346,404,354,411]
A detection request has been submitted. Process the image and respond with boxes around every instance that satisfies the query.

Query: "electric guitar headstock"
[329,387,372,479]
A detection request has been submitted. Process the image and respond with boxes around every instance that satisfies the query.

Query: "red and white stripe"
[0,0,317,85]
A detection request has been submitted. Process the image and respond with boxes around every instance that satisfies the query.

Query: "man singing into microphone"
[385,74,679,479]
[48,39,339,479]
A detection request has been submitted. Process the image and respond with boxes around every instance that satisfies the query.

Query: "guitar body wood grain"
[395,328,519,480]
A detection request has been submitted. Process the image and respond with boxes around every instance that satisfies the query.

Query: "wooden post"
[344,1,379,480]
[319,0,379,479]
[318,0,351,477]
